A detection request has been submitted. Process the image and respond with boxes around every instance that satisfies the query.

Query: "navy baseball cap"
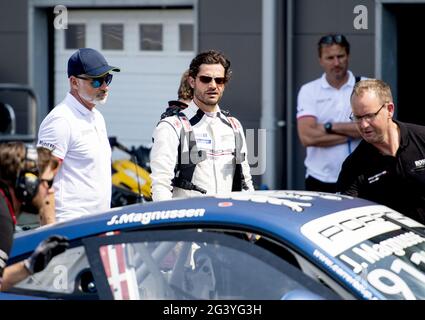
[67,48,120,78]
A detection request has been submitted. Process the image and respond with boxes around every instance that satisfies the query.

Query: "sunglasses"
[198,75,226,85]
[319,34,346,45]
[76,74,113,88]
[40,178,54,189]
[350,103,387,123]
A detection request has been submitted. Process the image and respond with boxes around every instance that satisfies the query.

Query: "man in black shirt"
[337,79,425,224]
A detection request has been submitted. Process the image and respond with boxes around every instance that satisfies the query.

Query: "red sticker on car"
[218,202,233,207]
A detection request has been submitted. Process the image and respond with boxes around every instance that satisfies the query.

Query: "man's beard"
[79,91,108,106]
[196,91,221,107]
[97,96,108,105]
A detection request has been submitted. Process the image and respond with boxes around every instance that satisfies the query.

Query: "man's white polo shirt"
[38,93,112,221]
[296,71,361,183]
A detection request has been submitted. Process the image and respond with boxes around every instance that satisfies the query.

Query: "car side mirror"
[76,269,97,294]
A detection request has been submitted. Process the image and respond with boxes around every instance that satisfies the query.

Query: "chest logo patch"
[414,159,425,169]
[367,170,387,184]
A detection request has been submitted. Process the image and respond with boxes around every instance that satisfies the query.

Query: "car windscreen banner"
[301,205,425,300]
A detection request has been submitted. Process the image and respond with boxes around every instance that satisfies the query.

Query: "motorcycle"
[109,137,152,207]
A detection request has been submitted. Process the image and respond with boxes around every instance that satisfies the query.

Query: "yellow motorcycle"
[109,137,152,207]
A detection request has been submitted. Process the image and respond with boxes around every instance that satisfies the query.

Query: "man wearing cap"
[38,48,120,223]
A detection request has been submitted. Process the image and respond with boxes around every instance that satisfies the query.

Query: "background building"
[0,0,421,190]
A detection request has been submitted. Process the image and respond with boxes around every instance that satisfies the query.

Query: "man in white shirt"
[38,48,120,222]
[297,34,362,193]
[151,50,254,201]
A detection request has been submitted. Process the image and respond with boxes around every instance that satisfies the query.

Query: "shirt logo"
[316,97,332,104]
[367,171,387,184]
[196,138,212,144]
[414,159,425,169]
[37,140,56,151]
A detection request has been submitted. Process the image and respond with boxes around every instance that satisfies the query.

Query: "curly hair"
[189,50,232,83]
[37,147,59,174]
[0,141,26,186]
[177,70,193,101]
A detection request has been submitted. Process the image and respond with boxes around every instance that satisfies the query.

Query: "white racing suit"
[150,101,254,201]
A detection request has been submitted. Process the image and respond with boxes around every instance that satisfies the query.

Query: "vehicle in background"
[0,83,39,143]
[109,136,152,207]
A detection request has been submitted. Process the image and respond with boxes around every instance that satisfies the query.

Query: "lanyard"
[347,138,352,154]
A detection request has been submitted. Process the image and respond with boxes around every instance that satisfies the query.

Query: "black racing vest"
[159,104,248,194]
[355,76,361,84]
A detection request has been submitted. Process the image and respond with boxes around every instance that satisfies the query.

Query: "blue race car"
[3,190,425,300]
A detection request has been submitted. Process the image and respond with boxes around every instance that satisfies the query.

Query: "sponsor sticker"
[301,205,422,257]
[106,208,206,226]
[313,249,376,300]
[218,202,233,207]
[37,140,57,151]
[196,138,212,145]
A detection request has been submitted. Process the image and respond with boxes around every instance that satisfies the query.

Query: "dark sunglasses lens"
[319,35,332,44]
[199,76,225,84]
[105,74,113,85]
[91,74,113,88]
[91,79,102,88]
[199,76,212,83]
[320,34,343,45]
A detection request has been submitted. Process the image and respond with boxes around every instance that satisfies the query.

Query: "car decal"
[106,208,206,226]
[218,202,233,207]
[215,193,312,212]
[300,205,422,257]
[100,243,140,300]
[336,230,425,300]
[312,249,377,300]
[303,206,425,299]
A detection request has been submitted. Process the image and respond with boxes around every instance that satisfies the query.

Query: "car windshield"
[301,205,425,300]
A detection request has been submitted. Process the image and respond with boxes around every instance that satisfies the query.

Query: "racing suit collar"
[187,100,221,118]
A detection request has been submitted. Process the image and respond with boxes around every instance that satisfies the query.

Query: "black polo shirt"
[337,120,425,224]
